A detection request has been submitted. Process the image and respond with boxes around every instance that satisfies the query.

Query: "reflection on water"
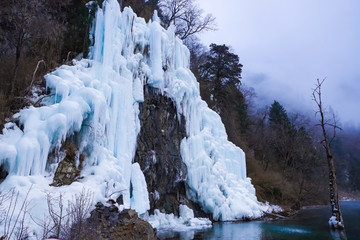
[158,201,360,240]
[157,221,262,240]
[200,221,262,240]
[330,230,348,240]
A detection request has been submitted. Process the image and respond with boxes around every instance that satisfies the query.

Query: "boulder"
[83,202,158,240]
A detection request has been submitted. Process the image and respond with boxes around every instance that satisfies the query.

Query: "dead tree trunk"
[312,78,344,230]
[323,130,344,229]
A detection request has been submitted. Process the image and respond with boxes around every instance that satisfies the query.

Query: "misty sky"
[198,0,360,127]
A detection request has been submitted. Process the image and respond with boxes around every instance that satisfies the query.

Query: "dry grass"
[246,153,328,209]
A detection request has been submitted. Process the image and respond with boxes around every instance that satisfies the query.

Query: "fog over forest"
[198,0,360,129]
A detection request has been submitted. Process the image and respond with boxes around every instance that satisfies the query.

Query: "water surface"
[158,201,360,240]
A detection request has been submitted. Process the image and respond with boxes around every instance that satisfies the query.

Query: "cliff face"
[134,86,187,215]
[134,86,210,218]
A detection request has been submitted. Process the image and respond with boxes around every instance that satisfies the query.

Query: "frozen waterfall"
[0,0,268,231]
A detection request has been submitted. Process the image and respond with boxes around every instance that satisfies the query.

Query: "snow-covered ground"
[146,205,212,231]
[0,0,274,237]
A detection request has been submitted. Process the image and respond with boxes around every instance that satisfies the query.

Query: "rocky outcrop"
[84,202,158,240]
[51,140,84,186]
[134,86,209,218]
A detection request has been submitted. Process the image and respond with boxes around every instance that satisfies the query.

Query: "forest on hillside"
[0,0,359,210]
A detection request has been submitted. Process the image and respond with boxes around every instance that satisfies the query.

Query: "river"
[158,201,360,240]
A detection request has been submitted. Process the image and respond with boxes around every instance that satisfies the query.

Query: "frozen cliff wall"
[134,85,189,216]
[0,0,265,225]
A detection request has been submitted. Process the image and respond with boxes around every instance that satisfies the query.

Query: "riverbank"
[264,189,360,221]
[339,189,360,201]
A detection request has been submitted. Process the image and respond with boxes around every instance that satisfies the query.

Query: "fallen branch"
[33,94,55,107]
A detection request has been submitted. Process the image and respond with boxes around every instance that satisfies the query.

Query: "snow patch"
[146,205,212,231]
[328,216,344,229]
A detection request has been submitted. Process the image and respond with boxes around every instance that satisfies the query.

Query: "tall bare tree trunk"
[313,78,345,230]
[323,124,344,229]
[11,48,20,95]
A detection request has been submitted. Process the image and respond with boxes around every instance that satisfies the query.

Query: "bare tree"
[312,78,344,230]
[36,189,94,240]
[46,192,66,239]
[0,0,39,94]
[0,0,69,94]
[159,0,216,40]
[65,189,93,240]
[0,187,32,240]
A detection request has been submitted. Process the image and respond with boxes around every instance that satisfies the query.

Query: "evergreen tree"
[198,43,249,135]
[201,44,242,86]
[61,0,98,61]
[200,44,243,104]
[269,100,290,127]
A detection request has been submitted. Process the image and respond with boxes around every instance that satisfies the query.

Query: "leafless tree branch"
[159,0,216,40]
[312,78,345,230]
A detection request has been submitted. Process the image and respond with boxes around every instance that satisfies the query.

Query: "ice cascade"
[0,0,265,222]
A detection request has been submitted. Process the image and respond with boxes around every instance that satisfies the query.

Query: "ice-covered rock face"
[134,86,189,216]
[0,0,265,224]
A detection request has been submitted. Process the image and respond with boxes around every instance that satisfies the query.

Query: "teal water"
[158,201,360,240]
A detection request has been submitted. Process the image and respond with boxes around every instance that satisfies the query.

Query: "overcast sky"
[198,0,360,128]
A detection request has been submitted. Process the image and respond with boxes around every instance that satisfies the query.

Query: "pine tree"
[201,44,242,85]
[199,43,249,135]
[269,100,290,127]
[200,44,243,104]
